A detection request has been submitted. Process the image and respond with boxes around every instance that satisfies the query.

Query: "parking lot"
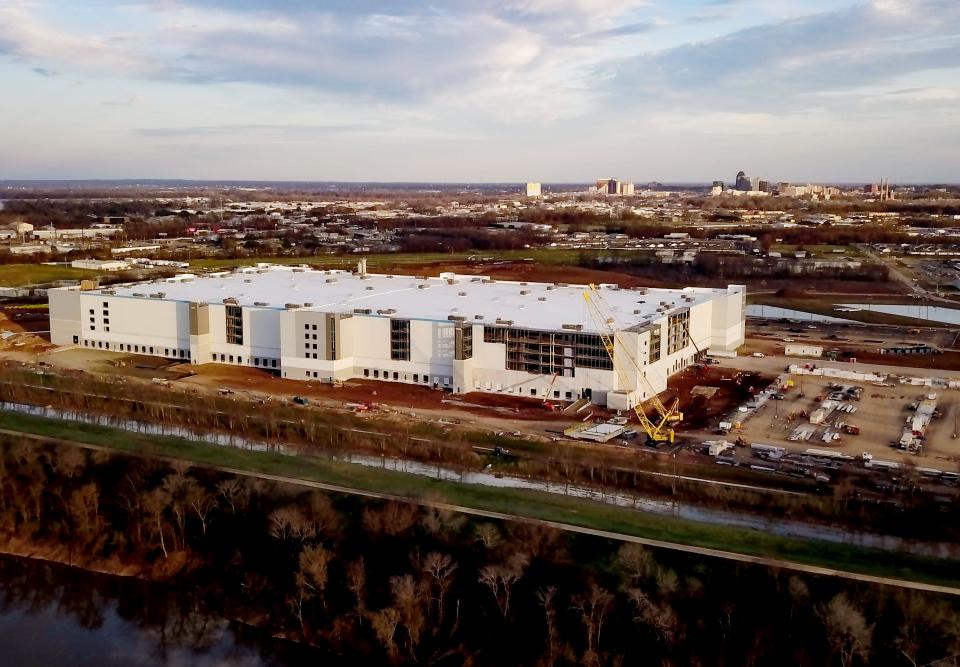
[732,374,960,467]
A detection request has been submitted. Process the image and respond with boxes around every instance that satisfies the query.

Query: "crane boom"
[582,285,682,444]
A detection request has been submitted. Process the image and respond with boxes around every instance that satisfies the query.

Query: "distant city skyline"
[1,0,958,182]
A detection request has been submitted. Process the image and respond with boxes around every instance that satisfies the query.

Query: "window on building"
[649,325,663,363]
[312,324,317,331]
[271,359,278,368]
[667,310,690,355]
[455,324,473,360]
[225,304,244,345]
[364,369,370,377]
[393,371,399,380]
[390,319,411,361]
[373,370,379,378]
[482,326,611,374]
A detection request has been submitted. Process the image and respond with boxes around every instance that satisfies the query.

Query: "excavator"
[582,285,683,444]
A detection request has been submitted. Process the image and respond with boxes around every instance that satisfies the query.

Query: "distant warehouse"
[48,265,746,407]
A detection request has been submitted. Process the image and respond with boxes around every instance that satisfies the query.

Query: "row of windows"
[667,311,691,355]
[82,339,189,359]
[483,326,613,375]
[361,367,451,388]
[390,319,410,361]
[225,305,244,345]
[471,379,577,400]
[213,352,278,369]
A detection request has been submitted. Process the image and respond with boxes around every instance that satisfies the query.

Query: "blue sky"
[0,0,958,182]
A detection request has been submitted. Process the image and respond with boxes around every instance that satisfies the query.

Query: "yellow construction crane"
[582,285,682,444]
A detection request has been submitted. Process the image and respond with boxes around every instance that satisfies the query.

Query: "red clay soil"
[179,363,570,421]
[665,365,773,431]
[0,303,50,334]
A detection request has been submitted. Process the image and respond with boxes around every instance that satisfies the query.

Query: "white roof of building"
[96,265,740,333]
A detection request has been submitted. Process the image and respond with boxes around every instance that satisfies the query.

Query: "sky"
[0,0,958,183]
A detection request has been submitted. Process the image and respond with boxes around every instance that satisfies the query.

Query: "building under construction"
[48,264,745,406]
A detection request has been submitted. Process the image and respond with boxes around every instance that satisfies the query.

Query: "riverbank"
[1,409,959,590]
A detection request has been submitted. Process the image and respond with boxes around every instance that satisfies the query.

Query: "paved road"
[858,245,958,305]
[2,425,958,597]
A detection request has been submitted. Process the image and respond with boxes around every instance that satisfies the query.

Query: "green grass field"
[189,248,607,271]
[0,409,958,588]
[0,264,96,287]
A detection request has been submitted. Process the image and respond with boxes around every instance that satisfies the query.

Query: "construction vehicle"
[582,285,682,444]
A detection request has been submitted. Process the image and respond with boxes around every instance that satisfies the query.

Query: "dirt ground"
[734,375,960,467]
[666,365,772,432]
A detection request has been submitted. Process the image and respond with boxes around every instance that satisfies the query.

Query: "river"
[1,402,954,558]
[0,554,330,666]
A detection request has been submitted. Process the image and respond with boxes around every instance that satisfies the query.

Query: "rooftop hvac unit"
[555,282,569,287]
[365,286,374,291]
[304,302,313,307]
[254,301,269,307]
[482,279,496,284]
[546,286,555,291]
[538,297,547,302]
[353,308,372,315]
[222,297,238,304]
[561,323,584,331]
[325,278,337,283]
[448,315,467,322]
[495,318,513,325]
[285,303,302,309]
[377,308,396,315]
[150,292,165,299]
[520,289,531,295]
[132,292,145,297]
[292,268,305,272]
[474,315,485,319]
[458,291,467,296]
[519,282,527,286]
[243,279,252,283]
[418,284,429,289]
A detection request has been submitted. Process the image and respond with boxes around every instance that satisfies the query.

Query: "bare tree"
[421,551,457,625]
[626,588,677,644]
[820,593,873,667]
[185,479,217,536]
[615,543,654,586]
[216,478,249,515]
[474,522,502,550]
[347,557,367,621]
[369,607,401,662]
[572,582,614,664]
[478,552,529,618]
[537,585,559,662]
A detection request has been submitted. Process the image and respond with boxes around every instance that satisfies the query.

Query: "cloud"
[604,0,960,114]
[32,66,58,77]
[577,20,664,40]
[136,123,382,138]
[103,95,144,107]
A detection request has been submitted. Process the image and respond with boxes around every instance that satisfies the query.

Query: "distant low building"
[525,182,542,197]
[71,259,130,272]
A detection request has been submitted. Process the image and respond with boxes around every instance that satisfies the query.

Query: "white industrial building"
[48,264,745,407]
